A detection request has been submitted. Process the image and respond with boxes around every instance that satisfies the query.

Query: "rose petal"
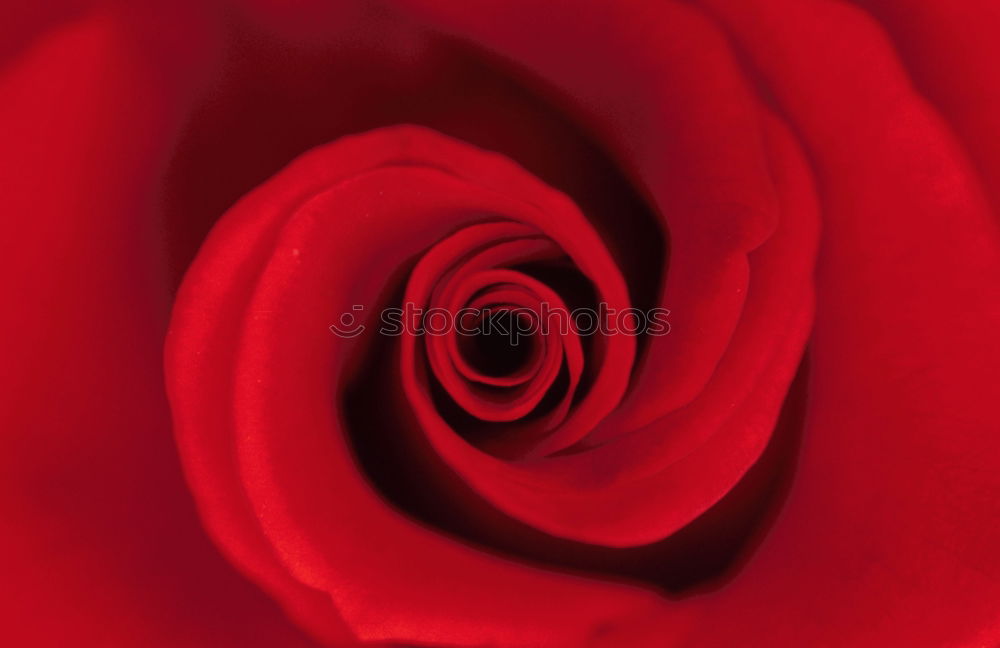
[677,1,1000,644]
[168,126,668,645]
[0,6,331,646]
[392,0,818,546]
[855,0,1000,212]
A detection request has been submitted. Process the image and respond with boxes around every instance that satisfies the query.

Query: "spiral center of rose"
[404,222,584,435]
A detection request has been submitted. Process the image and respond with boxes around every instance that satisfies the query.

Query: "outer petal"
[855,0,1000,211]
[678,1,1000,645]
[0,6,330,647]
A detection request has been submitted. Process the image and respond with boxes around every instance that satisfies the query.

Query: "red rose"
[3,0,999,646]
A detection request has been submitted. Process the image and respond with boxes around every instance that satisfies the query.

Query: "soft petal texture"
[167,0,819,642]
[391,0,818,545]
[0,4,329,647]
[386,0,999,643]
[856,0,1000,211]
[166,126,672,646]
[675,1,1000,645]
[7,0,1000,646]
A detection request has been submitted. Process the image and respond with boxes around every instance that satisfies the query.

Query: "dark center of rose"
[458,309,536,378]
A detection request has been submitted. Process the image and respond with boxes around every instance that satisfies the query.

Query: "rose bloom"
[2,0,999,646]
